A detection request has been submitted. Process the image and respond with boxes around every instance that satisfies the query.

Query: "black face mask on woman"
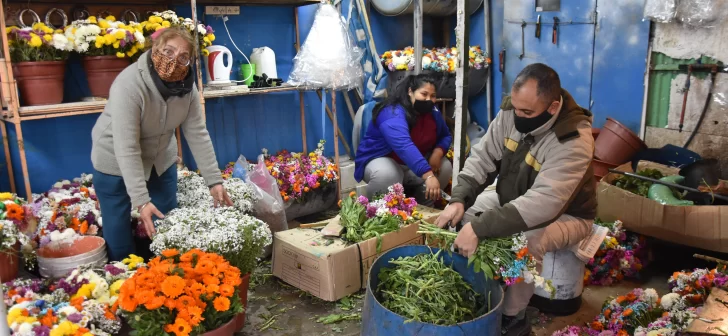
[413,99,434,114]
[513,110,553,134]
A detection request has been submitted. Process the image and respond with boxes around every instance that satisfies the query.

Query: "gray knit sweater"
[91,51,222,208]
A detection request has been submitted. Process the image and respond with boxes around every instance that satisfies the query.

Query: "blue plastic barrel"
[361,245,504,336]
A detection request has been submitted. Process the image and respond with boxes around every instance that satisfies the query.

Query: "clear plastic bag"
[238,155,288,257]
[644,0,676,23]
[287,4,364,90]
[676,0,728,28]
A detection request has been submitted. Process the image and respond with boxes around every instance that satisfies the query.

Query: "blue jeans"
[94,164,178,262]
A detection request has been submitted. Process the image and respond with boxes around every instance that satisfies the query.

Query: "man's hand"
[139,202,164,237]
[429,148,444,176]
[210,184,234,208]
[454,223,479,257]
[435,202,465,228]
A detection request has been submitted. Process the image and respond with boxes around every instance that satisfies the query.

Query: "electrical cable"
[684,71,717,148]
[221,16,253,83]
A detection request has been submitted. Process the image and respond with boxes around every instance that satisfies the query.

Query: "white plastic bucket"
[534,249,585,300]
[250,47,278,79]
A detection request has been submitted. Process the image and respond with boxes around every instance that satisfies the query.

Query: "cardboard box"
[272,206,442,301]
[597,161,728,252]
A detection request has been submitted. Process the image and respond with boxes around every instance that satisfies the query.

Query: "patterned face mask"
[152,49,189,82]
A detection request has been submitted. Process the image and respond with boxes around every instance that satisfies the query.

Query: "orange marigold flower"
[590,321,603,331]
[615,296,626,304]
[118,292,138,312]
[206,283,220,294]
[161,275,186,298]
[135,290,154,305]
[213,296,231,312]
[165,298,177,310]
[79,221,89,235]
[195,259,216,275]
[622,308,633,317]
[202,275,220,286]
[162,249,180,258]
[169,318,192,336]
[185,282,206,299]
[186,305,205,326]
[176,295,196,310]
[617,330,629,336]
[144,296,165,310]
[39,309,57,327]
[70,296,84,311]
[219,284,235,297]
[5,203,24,221]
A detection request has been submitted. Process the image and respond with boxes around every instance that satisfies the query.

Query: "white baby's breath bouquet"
[176,169,255,213]
[150,206,272,275]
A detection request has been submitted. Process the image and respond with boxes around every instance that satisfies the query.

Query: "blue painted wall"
[0,0,650,196]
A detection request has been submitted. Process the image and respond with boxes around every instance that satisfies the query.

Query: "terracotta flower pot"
[12,61,66,106]
[82,56,131,98]
[201,316,237,336]
[0,244,20,282]
[594,118,646,165]
[235,273,251,330]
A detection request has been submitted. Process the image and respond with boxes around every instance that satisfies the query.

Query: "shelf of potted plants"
[0,0,339,200]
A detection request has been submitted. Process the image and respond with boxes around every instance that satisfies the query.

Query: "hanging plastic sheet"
[676,0,728,28]
[288,4,364,90]
[643,0,676,23]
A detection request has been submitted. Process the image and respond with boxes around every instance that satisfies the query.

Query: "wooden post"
[331,90,341,199]
[294,7,307,153]
[413,0,423,75]
[0,122,15,194]
[315,90,353,158]
[452,0,470,186]
[0,282,9,336]
[483,0,493,123]
[0,4,30,196]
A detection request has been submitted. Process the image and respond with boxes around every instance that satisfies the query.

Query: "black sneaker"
[501,314,531,336]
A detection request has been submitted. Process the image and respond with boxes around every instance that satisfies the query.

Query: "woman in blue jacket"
[355,74,453,206]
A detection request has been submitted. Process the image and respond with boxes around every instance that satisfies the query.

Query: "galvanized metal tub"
[362,245,503,336]
[37,236,108,279]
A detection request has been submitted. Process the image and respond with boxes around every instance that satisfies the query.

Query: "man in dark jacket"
[436,63,596,336]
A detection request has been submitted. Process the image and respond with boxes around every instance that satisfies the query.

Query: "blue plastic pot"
[361,245,504,336]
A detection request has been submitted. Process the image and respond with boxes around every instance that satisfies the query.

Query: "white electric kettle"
[204,45,233,84]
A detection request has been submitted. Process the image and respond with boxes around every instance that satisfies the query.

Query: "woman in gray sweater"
[91,27,231,261]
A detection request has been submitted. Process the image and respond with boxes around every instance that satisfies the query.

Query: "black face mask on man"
[513,110,553,134]
[413,99,434,114]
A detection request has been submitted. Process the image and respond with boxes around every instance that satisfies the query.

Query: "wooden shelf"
[203,85,305,99]
[1,85,307,122]
[6,0,320,5]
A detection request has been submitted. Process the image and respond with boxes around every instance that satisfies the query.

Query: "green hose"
[647,175,694,206]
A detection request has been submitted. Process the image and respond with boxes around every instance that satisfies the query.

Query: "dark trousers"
[93,165,178,262]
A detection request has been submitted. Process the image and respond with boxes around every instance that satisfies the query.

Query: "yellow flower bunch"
[65,16,145,58]
[139,10,216,56]
[6,23,71,62]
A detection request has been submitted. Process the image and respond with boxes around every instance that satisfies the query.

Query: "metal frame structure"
[0,0,345,196]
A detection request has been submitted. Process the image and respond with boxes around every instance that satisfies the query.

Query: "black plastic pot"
[386,67,489,98]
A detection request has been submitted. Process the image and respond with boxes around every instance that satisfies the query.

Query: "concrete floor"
[237,261,672,336]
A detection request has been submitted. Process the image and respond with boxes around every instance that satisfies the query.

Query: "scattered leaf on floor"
[316,313,361,325]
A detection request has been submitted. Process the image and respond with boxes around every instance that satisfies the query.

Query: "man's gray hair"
[512,63,561,103]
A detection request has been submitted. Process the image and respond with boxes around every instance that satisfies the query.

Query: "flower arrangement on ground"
[264,140,339,202]
[118,249,244,336]
[64,16,145,58]
[3,256,142,335]
[27,175,101,247]
[141,10,215,55]
[5,23,72,62]
[584,219,648,286]
[418,222,553,295]
[150,207,272,275]
[552,265,728,336]
[338,184,421,247]
[176,168,256,214]
[381,46,489,73]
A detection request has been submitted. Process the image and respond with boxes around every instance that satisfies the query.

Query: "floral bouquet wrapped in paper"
[584,219,648,286]
[338,184,421,249]
[64,16,145,58]
[28,175,101,247]
[264,140,339,203]
[118,250,244,336]
[150,207,272,275]
[142,10,215,55]
[5,23,72,62]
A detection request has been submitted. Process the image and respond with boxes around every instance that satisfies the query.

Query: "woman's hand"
[139,202,164,237]
[423,171,441,201]
[429,148,444,176]
[210,184,234,208]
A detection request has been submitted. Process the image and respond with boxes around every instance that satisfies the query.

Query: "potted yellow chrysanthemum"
[65,15,146,98]
[6,22,71,106]
[142,11,216,56]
